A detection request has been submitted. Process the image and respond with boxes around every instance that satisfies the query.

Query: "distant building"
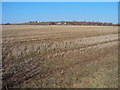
[64,23,67,25]
[57,23,62,25]
[57,22,67,25]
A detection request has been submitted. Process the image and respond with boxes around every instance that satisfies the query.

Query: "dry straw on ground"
[2,25,118,88]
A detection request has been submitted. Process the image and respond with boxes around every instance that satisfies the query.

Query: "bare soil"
[2,25,118,88]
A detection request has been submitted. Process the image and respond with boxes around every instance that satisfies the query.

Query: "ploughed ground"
[2,25,118,88]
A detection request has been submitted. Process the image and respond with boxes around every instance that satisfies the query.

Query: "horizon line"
[3,20,118,24]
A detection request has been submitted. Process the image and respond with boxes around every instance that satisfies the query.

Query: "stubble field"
[2,25,118,88]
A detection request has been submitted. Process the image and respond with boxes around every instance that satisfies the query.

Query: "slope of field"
[2,25,118,88]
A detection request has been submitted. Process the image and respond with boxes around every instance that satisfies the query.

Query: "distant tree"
[103,22,108,26]
[4,23,11,25]
[50,22,56,25]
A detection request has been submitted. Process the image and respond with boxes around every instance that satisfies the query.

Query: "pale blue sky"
[2,2,118,24]
[2,0,120,2]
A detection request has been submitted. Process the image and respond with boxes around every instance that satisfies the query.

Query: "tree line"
[3,21,120,26]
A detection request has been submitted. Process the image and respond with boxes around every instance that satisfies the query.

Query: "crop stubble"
[2,25,118,88]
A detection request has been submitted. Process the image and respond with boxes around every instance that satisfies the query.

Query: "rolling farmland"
[2,25,118,88]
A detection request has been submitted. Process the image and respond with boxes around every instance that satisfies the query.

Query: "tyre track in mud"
[2,34,118,88]
[4,41,118,88]
[2,34,118,61]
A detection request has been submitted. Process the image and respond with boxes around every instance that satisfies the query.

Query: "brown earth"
[2,25,118,88]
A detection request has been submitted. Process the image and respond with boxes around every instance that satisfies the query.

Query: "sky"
[2,2,118,24]
[2,0,120,2]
